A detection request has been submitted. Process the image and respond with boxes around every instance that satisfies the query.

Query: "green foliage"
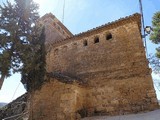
[0,0,46,91]
[149,11,160,74]
[156,47,160,58]
[150,12,160,59]
[149,54,160,74]
[150,11,160,44]
[21,26,46,91]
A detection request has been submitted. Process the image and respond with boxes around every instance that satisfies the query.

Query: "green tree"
[149,11,160,73]
[0,0,46,91]
[150,12,160,44]
[21,26,46,91]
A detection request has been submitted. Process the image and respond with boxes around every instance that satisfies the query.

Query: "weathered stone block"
[147,92,157,98]
[122,99,129,104]
[123,106,132,111]
[151,98,158,103]
[106,106,115,112]
[96,105,104,111]
[61,93,75,100]
[111,100,119,105]
[57,113,65,120]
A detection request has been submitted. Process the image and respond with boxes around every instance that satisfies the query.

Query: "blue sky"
[0,0,160,103]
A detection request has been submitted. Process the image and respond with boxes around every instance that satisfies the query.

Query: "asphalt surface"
[82,109,160,120]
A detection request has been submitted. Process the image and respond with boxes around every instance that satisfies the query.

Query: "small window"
[67,35,70,38]
[94,37,99,44]
[83,40,88,46]
[73,42,77,49]
[54,49,58,55]
[53,22,56,26]
[106,33,112,40]
[63,46,67,51]
[58,26,60,30]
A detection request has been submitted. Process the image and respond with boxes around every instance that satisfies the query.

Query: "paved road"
[82,109,160,120]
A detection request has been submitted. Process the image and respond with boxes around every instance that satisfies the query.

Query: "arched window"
[106,33,112,40]
[94,37,99,44]
[63,46,67,51]
[54,49,58,55]
[53,22,56,26]
[83,40,88,46]
[72,42,77,49]
[58,26,60,30]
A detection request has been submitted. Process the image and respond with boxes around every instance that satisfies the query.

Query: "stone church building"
[0,13,159,120]
[28,13,158,120]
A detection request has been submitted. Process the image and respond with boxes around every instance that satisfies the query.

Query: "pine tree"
[149,11,160,73]
[0,0,46,91]
[150,12,160,57]
[150,12,160,44]
[21,26,46,91]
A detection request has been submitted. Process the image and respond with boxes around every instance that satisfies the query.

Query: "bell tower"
[38,13,73,44]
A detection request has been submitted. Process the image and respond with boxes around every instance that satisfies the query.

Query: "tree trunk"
[0,76,5,90]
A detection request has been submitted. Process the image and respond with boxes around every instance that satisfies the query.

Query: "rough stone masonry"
[1,13,158,120]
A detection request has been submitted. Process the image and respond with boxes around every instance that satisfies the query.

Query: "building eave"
[50,13,141,47]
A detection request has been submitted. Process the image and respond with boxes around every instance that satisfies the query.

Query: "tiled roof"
[73,13,141,38]
[46,13,141,46]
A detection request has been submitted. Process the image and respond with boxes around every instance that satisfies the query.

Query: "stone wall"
[29,13,159,120]
[38,13,73,45]
[86,76,158,116]
[29,78,86,120]
[46,21,146,82]
[0,93,28,120]
[30,76,158,119]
